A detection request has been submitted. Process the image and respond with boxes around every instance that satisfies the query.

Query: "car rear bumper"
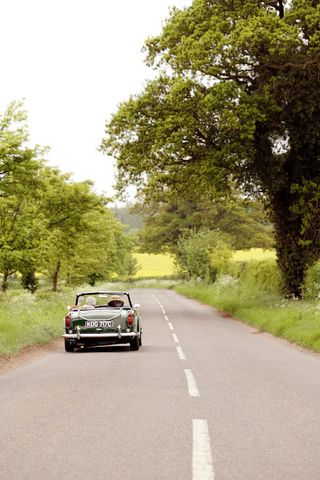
[63,332,140,339]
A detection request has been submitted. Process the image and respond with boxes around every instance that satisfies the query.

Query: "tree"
[101,0,320,297]
[65,208,138,286]
[0,100,47,291]
[37,166,138,290]
[134,193,274,254]
[37,167,108,291]
[113,203,143,235]
[0,195,44,291]
[0,101,45,197]
[176,228,233,281]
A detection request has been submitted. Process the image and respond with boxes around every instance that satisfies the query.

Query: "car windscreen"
[77,294,129,308]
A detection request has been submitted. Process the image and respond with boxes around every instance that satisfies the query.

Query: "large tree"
[101,0,320,296]
[134,194,274,254]
[37,167,108,291]
[0,101,46,290]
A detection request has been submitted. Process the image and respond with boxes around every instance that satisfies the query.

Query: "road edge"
[0,338,63,375]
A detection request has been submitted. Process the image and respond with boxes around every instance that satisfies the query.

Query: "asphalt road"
[1,289,320,480]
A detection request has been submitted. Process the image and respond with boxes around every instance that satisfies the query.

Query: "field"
[133,250,276,277]
[133,253,176,277]
[232,248,276,261]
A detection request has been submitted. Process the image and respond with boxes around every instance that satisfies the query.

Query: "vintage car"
[63,291,142,352]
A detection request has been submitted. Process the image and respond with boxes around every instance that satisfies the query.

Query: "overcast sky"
[0,0,192,199]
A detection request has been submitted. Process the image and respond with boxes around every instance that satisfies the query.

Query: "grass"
[0,290,72,355]
[175,280,320,352]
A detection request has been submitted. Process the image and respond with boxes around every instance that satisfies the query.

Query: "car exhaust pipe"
[69,338,77,345]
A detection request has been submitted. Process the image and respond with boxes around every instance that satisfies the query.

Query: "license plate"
[85,321,114,328]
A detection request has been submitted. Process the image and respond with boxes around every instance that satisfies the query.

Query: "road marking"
[168,322,174,330]
[162,309,166,314]
[172,333,179,343]
[184,369,200,397]
[164,315,169,322]
[192,420,215,480]
[176,346,186,360]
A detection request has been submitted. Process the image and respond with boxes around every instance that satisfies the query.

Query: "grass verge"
[174,280,320,352]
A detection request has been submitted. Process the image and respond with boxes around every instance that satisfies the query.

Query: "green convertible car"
[63,291,142,352]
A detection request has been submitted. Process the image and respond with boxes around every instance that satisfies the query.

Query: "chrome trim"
[76,325,81,341]
[63,332,140,339]
[117,324,121,338]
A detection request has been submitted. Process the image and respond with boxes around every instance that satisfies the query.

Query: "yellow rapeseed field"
[232,248,276,261]
[133,253,176,277]
[133,249,276,277]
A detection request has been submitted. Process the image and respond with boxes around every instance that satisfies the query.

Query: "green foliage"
[20,269,38,293]
[303,262,320,299]
[0,289,74,355]
[176,228,233,280]
[101,0,320,297]
[225,259,283,295]
[0,101,138,292]
[0,100,46,198]
[135,193,274,254]
[113,203,143,234]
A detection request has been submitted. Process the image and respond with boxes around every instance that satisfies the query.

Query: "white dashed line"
[176,346,186,360]
[172,333,179,343]
[168,322,174,330]
[162,309,166,314]
[164,315,169,322]
[192,419,215,480]
[184,369,200,397]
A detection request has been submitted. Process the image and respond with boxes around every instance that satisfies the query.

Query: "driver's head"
[108,295,124,307]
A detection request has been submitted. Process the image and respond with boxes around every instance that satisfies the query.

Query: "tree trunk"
[1,273,8,292]
[52,260,61,292]
[272,199,318,298]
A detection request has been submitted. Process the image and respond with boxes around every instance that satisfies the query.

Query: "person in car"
[107,295,124,307]
[82,296,96,308]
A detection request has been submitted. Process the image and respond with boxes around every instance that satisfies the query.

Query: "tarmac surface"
[1,288,320,479]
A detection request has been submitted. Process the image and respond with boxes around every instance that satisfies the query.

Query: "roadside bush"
[303,261,320,299]
[226,259,283,295]
[176,228,233,281]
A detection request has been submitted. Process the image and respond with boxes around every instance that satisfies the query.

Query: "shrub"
[176,228,233,281]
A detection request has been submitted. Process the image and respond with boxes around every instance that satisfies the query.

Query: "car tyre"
[130,336,140,351]
[65,339,75,352]
[139,333,142,346]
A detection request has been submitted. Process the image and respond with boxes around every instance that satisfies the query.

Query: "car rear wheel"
[130,336,139,351]
[139,333,142,346]
[64,339,75,352]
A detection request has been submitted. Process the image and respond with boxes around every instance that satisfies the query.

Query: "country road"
[1,289,320,480]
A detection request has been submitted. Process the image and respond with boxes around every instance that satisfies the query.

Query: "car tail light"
[127,314,133,327]
[65,315,71,328]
